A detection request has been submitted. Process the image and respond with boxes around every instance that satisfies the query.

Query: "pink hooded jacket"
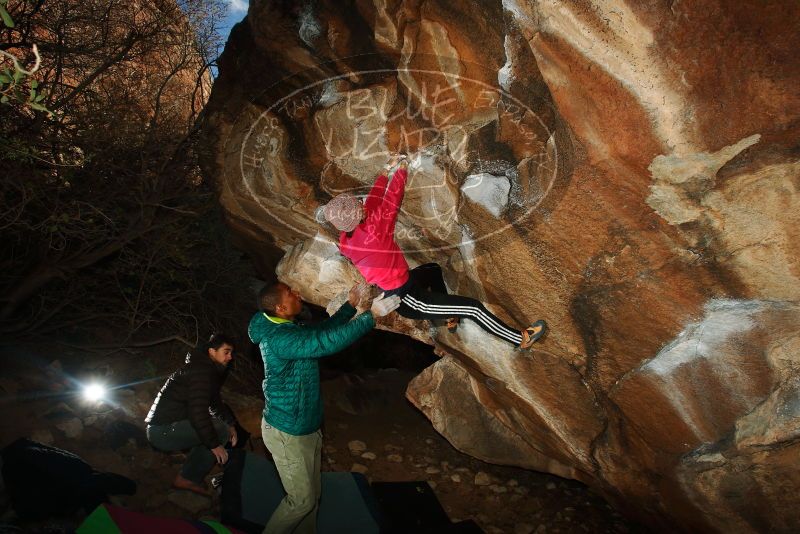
[339,168,410,291]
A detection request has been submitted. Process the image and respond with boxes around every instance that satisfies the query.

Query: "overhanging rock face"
[199,1,800,531]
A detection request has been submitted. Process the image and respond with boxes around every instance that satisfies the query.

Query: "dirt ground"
[317,368,640,534]
[0,344,642,533]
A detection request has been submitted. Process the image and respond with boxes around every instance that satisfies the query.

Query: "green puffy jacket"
[248,302,374,436]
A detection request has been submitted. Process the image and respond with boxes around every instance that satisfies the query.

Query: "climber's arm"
[364,173,389,212]
[382,164,408,227]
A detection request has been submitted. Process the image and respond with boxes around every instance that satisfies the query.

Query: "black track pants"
[383,263,523,345]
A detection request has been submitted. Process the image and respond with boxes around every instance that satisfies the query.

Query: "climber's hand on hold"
[385,154,401,171]
[370,293,401,317]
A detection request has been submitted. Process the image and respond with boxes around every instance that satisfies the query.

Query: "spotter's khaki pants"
[261,420,322,534]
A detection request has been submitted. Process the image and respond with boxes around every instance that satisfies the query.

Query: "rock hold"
[474,472,492,486]
[347,440,367,455]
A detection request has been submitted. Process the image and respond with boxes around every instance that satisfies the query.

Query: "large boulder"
[199,1,800,531]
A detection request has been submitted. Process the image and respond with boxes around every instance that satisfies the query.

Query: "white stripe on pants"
[401,294,522,345]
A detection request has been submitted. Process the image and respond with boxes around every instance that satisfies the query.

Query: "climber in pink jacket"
[321,154,547,349]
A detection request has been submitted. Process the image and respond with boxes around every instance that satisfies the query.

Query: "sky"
[209,0,248,76]
[218,0,249,45]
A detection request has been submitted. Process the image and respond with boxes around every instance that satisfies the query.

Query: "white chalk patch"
[501,0,534,26]
[636,299,780,443]
[298,3,322,47]
[498,35,515,92]
[318,80,343,108]
[642,299,763,376]
[461,173,511,217]
[319,257,351,285]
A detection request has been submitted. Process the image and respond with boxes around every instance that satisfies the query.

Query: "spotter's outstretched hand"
[370,292,401,317]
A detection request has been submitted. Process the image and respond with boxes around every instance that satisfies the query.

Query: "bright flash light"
[82,383,107,402]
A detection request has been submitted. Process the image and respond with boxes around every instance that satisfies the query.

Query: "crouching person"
[144,333,239,496]
[250,282,400,534]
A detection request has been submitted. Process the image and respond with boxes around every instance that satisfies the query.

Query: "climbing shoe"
[519,320,547,349]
